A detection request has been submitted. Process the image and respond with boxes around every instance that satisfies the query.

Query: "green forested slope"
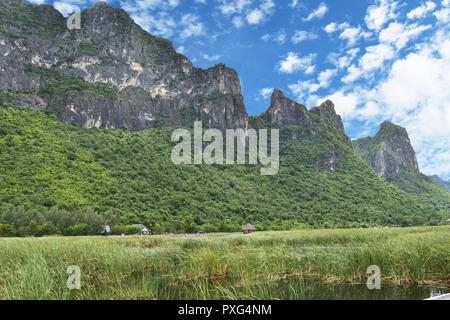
[0,106,446,233]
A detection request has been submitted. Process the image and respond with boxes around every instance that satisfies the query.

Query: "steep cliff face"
[249,89,352,173]
[261,89,313,127]
[0,0,247,131]
[353,121,418,180]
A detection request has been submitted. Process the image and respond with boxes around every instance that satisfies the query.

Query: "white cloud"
[275,30,287,44]
[131,12,177,38]
[277,52,316,74]
[53,2,80,16]
[203,54,221,61]
[317,91,360,117]
[218,0,252,15]
[443,0,450,7]
[291,30,318,44]
[261,33,271,41]
[289,0,299,8]
[288,69,337,101]
[232,16,244,28]
[342,65,364,83]
[179,14,205,40]
[407,1,436,19]
[303,2,328,21]
[332,48,360,69]
[246,9,264,24]
[259,88,274,100]
[379,22,431,49]
[434,8,450,22]
[245,0,275,25]
[360,43,395,71]
[28,0,47,4]
[323,22,349,33]
[317,69,337,88]
[365,0,398,31]
[339,26,362,46]
[324,22,337,33]
[289,80,320,100]
[177,46,185,54]
[260,29,287,44]
[123,0,180,12]
[305,65,316,75]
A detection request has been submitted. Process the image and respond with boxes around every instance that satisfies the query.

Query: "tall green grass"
[0,227,448,299]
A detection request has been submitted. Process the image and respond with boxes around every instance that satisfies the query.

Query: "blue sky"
[27,0,450,179]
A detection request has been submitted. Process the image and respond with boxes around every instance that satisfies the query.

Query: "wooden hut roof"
[241,223,257,231]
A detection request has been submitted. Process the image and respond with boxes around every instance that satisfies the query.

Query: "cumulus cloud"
[203,53,221,61]
[317,69,337,88]
[360,43,395,71]
[338,26,371,46]
[131,12,176,38]
[365,0,398,31]
[434,7,450,22]
[289,80,320,100]
[317,91,361,118]
[291,30,318,44]
[277,52,316,74]
[379,22,431,49]
[179,14,205,40]
[260,29,287,44]
[121,0,179,12]
[246,0,275,25]
[232,16,244,28]
[329,48,360,70]
[218,0,252,15]
[259,87,274,100]
[323,22,349,33]
[303,2,328,21]
[407,1,436,19]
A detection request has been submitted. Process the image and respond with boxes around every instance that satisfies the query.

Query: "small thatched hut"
[241,223,257,234]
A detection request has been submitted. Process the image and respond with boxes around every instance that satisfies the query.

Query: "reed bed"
[0,226,448,299]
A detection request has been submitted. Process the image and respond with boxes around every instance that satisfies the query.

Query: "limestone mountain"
[0,0,247,132]
[0,0,448,229]
[353,121,450,210]
[429,175,450,192]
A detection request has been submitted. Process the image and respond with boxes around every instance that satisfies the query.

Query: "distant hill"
[428,175,450,192]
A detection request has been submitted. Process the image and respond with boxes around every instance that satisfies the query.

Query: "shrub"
[124,225,142,235]
[36,224,58,237]
[111,224,127,235]
[0,224,16,237]
[63,224,93,236]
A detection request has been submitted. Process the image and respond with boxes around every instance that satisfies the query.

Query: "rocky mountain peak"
[310,100,345,132]
[262,89,312,127]
[353,121,419,181]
